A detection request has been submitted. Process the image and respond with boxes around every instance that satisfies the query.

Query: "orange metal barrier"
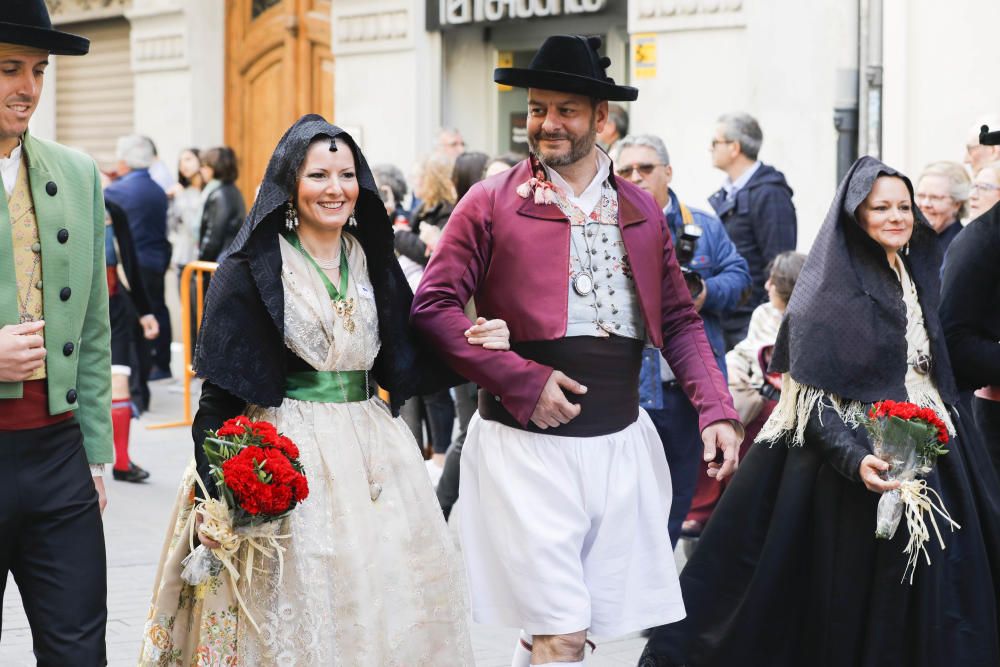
[147,261,218,430]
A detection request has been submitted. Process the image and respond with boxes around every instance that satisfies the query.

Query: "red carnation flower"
[217,415,253,438]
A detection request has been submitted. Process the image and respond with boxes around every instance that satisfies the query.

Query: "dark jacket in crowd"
[198,182,247,262]
[937,219,962,254]
[104,168,171,271]
[394,201,454,266]
[941,205,1000,391]
[105,199,153,317]
[708,163,796,339]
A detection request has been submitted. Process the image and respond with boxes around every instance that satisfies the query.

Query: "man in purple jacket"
[411,35,743,667]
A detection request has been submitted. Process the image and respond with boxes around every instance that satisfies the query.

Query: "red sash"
[0,380,73,431]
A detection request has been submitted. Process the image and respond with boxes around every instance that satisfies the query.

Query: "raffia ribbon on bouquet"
[899,479,960,584]
[188,477,289,632]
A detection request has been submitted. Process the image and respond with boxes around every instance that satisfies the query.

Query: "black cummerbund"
[479,335,643,437]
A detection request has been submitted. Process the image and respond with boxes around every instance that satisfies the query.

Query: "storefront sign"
[430,0,609,30]
[633,33,657,79]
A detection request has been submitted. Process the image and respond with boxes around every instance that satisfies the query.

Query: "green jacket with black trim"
[0,130,112,464]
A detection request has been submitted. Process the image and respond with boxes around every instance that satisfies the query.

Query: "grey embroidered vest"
[554,182,645,340]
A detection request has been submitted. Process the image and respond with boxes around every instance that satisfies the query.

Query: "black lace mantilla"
[194,114,450,411]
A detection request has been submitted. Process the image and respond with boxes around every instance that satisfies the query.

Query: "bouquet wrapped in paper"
[181,416,309,628]
[864,400,957,582]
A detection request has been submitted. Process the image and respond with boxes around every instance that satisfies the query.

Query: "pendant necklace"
[285,232,357,333]
[567,190,605,297]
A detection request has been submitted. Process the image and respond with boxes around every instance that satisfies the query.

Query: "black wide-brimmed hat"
[494,34,638,102]
[0,0,90,56]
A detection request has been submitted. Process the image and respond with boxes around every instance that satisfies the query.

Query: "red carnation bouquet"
[208,416,308,522]
[864,400,957,582]
[181,416,309,627]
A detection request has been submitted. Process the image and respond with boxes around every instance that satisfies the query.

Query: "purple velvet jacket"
[411,159,738,430]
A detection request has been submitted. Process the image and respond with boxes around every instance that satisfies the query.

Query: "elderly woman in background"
[968,160,1000,221]
[914,160,969,258]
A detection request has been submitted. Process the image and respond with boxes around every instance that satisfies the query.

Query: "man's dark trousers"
[0,420,107,666]
[645,383,702,548]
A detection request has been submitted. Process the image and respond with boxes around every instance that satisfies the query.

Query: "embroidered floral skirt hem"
[141,397,473,666]
[140,462,238,666]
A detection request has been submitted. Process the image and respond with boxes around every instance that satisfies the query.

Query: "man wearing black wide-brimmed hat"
[413,35,743,665]
[0,2,112,663]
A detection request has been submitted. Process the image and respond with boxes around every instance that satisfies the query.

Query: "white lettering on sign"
[440,0,606,26]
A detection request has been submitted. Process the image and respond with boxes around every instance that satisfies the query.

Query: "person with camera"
[615,134,751,547]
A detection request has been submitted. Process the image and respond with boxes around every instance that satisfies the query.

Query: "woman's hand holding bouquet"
[181,416,309,628]
[862,400,957,582]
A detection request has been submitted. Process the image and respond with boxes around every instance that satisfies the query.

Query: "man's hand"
[93,475,108,514]
[0,321,46,382]
[859,455,901,493]
[464,317,511,350]
[139,314,159,340]
[692,280,708,312]
[530,371,587,429]
[703,420,743,481]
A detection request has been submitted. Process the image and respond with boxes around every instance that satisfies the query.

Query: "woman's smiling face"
[295,137,360,234]
[857,175,915,257]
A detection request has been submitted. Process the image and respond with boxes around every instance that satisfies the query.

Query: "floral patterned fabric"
[140,462,239,666]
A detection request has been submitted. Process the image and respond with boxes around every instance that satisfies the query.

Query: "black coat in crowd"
[941,202,1000,475]
[198,181,246,262]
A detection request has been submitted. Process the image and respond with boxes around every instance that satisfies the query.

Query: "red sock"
[112,401,132,472]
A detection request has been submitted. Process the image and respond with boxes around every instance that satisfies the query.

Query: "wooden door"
[225,0,334,204]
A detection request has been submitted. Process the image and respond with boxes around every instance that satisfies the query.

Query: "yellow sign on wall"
[497,51,513,91]
[633,33,657,80]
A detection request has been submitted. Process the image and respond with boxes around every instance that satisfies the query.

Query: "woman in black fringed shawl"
[639,156,1000,667]
[139,116,508,666]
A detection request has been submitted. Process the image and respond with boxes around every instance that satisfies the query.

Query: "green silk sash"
[285,370,368,403]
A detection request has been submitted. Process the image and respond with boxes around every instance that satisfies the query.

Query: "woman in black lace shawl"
[640,157,1000,667]
[141,116,507,665]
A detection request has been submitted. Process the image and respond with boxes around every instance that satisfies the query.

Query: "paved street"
[1,378,659,666]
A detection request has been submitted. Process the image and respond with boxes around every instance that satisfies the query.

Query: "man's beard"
[528,116,597,167]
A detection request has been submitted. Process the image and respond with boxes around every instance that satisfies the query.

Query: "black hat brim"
[495,67,638,102]
[0,22,89,56]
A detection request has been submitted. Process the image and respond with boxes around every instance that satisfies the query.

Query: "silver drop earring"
[348,212,358,228]
[285,200,299,231]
